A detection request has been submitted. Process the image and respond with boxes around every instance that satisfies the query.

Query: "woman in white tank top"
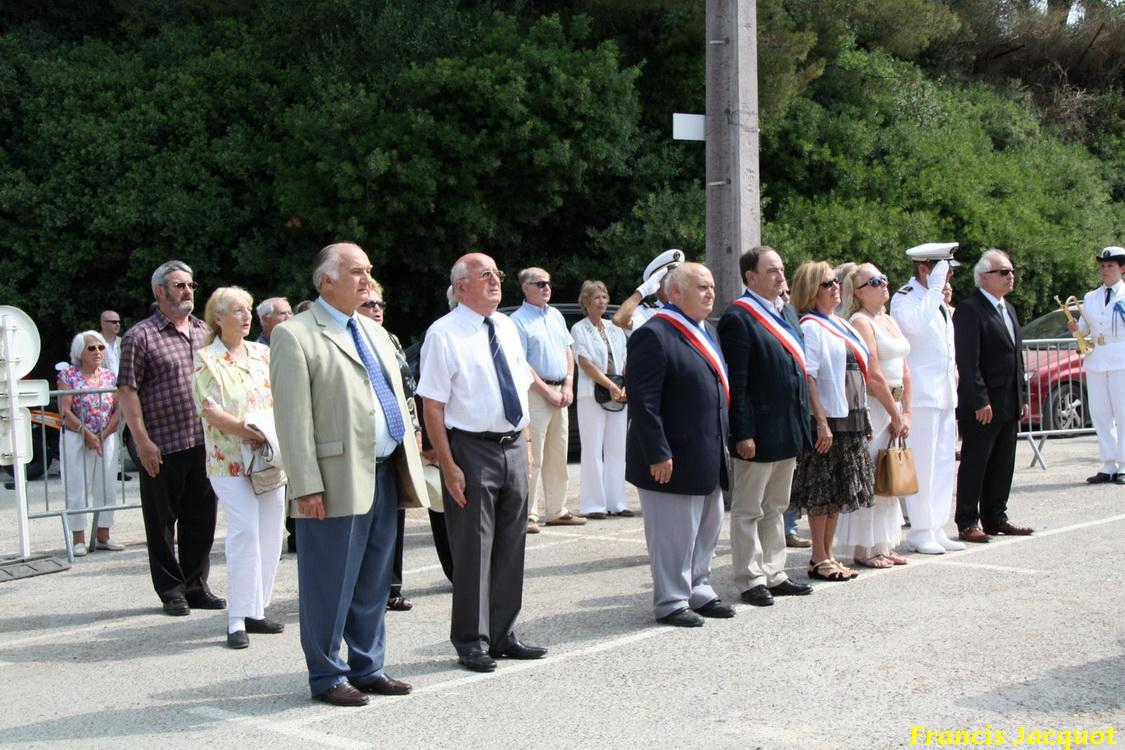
[838,263,913,568]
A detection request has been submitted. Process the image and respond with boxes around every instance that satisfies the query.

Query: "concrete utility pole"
[705,0,761,307]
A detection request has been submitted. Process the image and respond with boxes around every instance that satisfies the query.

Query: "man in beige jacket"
[271,242,428,707]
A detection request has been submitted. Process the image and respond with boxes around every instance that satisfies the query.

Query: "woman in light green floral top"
[192,286,286,650]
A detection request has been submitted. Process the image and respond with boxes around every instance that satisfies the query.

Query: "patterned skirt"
[790,421,875,517]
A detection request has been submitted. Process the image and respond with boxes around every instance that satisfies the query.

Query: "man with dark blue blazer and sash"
[625,262,735,627]
[717,246,815,607]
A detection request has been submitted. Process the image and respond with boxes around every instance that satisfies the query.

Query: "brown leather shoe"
[984,522,1033,536]
[352,674,412,696]
[314,681,370,706]
[958,526,990,543]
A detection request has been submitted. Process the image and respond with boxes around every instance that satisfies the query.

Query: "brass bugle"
[1054,295,1095,355]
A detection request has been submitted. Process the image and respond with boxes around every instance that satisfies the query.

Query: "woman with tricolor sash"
[789,261,876,582]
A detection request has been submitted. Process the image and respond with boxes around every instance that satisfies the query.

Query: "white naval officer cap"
[1096,246,1125,262]
[906,242,960,267]
[643,248,686,281]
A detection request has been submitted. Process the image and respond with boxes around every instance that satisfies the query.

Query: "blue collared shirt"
[316,297,397,458]
[509,301,573,381]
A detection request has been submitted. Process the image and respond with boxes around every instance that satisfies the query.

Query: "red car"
[1020,309,1091,432]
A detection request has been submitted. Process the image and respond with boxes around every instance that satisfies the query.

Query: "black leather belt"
[450,428,521,445]
[542,379,566,386]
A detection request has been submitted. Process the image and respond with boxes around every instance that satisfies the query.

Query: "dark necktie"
[347,318,405,443]
[484,316,523,428]
[1107,287,1112,306]
[997,302,1014,341]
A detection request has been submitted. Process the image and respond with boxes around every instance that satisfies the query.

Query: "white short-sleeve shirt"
[416,305,533,432]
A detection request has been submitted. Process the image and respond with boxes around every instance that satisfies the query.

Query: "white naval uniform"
[1079,281,1125,474]
[890,280,957,546]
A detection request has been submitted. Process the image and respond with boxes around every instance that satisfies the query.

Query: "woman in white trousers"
[192,286,286,649]
[571,281,630,518]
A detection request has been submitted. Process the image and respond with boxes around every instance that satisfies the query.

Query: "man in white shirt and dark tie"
[418,253,548,672]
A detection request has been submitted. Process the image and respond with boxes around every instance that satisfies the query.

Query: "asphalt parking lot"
[0,434,1122,749]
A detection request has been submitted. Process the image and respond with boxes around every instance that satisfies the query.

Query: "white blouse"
[801,315,864,419]
[570,316,628,400]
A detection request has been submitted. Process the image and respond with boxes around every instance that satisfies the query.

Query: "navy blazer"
[625,316,729,496]
[717,299,813,462]
[953,290,1026,422]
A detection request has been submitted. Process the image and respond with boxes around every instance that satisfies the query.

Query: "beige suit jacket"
[270,303,429,519]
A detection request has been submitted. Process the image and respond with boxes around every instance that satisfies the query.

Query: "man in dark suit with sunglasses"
[953,249,1034,542]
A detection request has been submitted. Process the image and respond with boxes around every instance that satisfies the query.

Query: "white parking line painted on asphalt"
[931,560,1042,575]
[187,706,371,750]
[537,528,649,544]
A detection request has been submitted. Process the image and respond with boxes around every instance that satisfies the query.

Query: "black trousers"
[429,509,454,584]
[390,508,406,597]
[137,445,218,602]
[444,431,528,656]
[955,416,1018,531]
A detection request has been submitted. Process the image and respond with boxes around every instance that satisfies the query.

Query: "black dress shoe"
[1087,472,1115,484]
[740,585,774,607]
[163,597,190,616]
[314,682,369,707]
[245,617,284,634]
[352,674,412,695]
[693,598,735,618]
[769,579,814,597]
[459,650,498,672]
[490,639,548,659]
[227,630,249,649]
[186,592,227,610]
[657,608,705,627]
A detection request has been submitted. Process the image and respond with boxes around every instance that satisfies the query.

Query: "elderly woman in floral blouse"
[58,330,123,557]
[192,286,286,649]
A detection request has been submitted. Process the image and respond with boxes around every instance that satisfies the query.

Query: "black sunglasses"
[528,280,552,289]
[168,281,199,290]
[360,301,386,310]
[857,275,888,289]
[86,344,106,352]
[983,268,1016,277]
[819,278,841,289]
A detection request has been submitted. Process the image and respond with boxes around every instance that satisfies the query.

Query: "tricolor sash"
[653,309,730,403]
[732,296,806,375]
[800,312,870,382]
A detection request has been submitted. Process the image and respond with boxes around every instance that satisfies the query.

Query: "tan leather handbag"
[874,435,918,497]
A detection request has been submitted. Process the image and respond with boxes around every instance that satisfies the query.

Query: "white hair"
[450,259,470,285]
[312,243,355,292]
[974,248,1011,287]
[69,330,108,366]
[256,297,288,320]
[150,260,193,298]
[446,285,457,310]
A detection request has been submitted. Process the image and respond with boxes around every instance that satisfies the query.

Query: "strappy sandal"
[853,555,893,569]
[808,559,852,582]
[830,558,860,579]
[386,596,414,611]
[883,551,909,565]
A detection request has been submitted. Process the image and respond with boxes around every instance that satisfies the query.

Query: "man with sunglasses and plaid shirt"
[118,260,224,617]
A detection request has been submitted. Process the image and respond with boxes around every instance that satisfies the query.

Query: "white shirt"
[978,288,1015,342]
[1080,281,1125,373]
[890,280,957,410]
[801,316,862,419]
[570,317,627,400]
[316,297,397,458]
[103,336,121,375]
[416,305,533,432]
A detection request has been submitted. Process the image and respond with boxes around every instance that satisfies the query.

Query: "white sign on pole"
[0,407,32,466]
[0,379,49,411]
[673,113,706,141]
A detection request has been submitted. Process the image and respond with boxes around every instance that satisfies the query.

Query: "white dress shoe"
[73,542,88,557]
[95,538,125,551]
[907,540,945,555]
[935,533,966,551]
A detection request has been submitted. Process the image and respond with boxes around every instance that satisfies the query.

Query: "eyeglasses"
[167,281,199,291]
[86,344,106,352]
[479,269,505,283]
[527,280,552,289]
[857,275,888,289]
[983,268,1016,277]
[819,278,841,289]
[360,301,386,310]
[103,319,121,325]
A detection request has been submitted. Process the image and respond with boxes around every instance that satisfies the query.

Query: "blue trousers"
[296,464,398,695]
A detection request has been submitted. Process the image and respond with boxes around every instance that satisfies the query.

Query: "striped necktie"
[347,318,405,444]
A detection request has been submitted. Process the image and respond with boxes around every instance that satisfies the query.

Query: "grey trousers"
[730,458,795,591]
[638,486,723,619]
[444,431,529,656]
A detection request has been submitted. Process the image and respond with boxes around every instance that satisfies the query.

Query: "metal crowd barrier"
[1019,337,1096,469]
[8,386,143,562]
